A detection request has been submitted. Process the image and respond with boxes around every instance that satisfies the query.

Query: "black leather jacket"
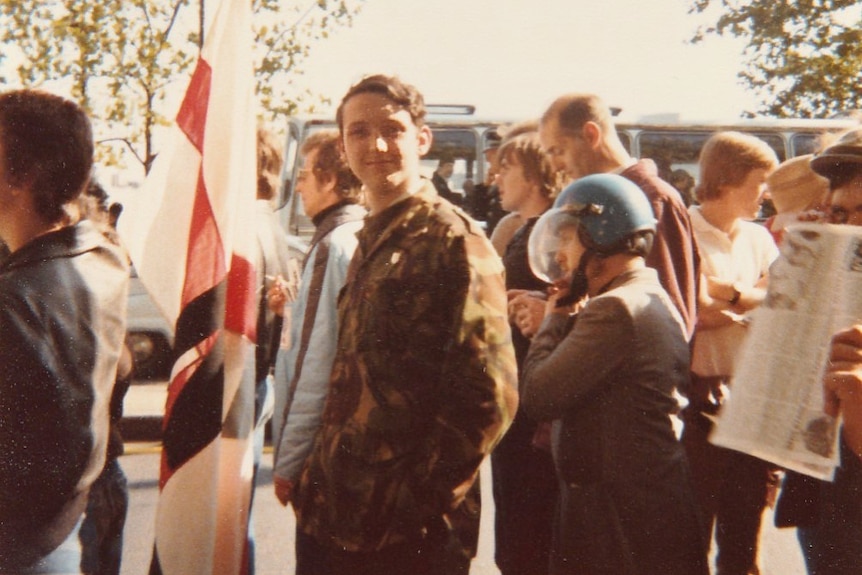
[0,221,129,569]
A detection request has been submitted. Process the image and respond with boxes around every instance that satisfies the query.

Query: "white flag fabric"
[117,0,258,572]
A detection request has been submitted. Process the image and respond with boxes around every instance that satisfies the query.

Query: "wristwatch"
[728,284,741,305]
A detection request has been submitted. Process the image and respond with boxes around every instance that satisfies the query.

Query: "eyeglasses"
[829,205,862,225]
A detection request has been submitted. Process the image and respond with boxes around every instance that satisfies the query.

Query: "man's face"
[296,148,333,219]
[483,148,500,184]
[438,162,454,179]
[828,173,862,227]
[726,167,771,221]
[555,224,586,278]
[340,92,431,196]
[539,118,590,182]
[496,152,534,213]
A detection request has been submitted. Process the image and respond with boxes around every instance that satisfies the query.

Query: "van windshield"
[420,128,479,201]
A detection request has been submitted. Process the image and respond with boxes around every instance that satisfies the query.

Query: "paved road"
[119,444,500,575]
[118,442,806,575]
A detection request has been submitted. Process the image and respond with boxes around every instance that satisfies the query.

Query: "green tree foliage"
[0,0,363,172]
[690,0,862,118]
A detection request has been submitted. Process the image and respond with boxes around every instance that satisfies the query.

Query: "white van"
[615,116,859,198]
[276,108,859,239]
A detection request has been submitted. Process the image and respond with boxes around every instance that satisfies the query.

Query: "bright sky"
[292,0,760,122]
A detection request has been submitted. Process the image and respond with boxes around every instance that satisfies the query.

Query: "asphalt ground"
[119,445,501,575]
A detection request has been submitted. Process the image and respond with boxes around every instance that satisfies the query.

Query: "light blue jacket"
[272,202,364,483]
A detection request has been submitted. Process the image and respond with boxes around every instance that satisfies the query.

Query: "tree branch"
[160,0,187,50]
[97,137,146,168]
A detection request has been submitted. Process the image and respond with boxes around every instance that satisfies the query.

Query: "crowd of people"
[1,75,862,575]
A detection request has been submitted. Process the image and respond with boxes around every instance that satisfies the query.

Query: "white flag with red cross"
[117,0,258,572]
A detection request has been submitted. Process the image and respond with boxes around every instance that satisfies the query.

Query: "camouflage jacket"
[293,180,517,552]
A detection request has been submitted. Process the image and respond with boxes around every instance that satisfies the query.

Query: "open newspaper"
[710,223,862,480]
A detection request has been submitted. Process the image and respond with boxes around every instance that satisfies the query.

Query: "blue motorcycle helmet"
[554,173,657,252]
[529,173,657,284]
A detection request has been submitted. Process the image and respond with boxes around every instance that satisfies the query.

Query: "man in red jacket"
[538,93,701,340]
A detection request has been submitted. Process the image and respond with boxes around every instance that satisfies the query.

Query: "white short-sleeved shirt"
[689,205,779,376]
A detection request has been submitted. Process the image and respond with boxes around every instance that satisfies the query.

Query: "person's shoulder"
[738,218,772,235]
[583,288,633,327]
[327,221,362,259]
[329,215,364,241]
[418,193,482,236]
[415,197,500,267]
[592,270,683,331]
[739,219,778,246]
[622,160,685,204]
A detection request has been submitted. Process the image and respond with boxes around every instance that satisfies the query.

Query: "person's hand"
[797,208,829,223]
[547,280,567,311]
[267,275,288,316]
[449,471,479,510]
[704,275,736,309]
[274,476,295,506]
[546,277,585,315]
[507,290,547,338]
[823,325,862,459]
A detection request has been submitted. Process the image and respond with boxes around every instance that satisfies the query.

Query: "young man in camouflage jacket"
[291,74,518,575]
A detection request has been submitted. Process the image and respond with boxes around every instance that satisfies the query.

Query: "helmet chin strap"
[556,251,593,308]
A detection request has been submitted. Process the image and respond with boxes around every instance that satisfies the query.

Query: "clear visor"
[528,207,583,284]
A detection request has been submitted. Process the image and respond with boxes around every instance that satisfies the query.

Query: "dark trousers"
[786,437,862,575]
[491,414,557,575]
[682,407,771,575]
[295,516,471,575]
[79,459,128,575]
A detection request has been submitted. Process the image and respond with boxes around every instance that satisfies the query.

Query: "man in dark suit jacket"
[431,156,462,206]
[522,174,708,575]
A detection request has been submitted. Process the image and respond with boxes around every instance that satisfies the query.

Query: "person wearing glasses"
[775,128,862,575]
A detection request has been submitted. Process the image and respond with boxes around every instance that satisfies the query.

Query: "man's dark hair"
[0,90,93,223]
[257,128,283,201]
[336,74,426,132]
[301,129,361,202]
[581,227,655,259]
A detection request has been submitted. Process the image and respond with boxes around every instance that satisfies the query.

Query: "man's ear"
[319,172,338,195]
[582,121,602,149]
[417,124,433,156]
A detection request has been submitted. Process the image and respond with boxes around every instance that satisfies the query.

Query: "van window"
[278,121,302,210]
[636,130,786,183]
[749,133,786,161]
[791,133,826,156]
[420,128,479,198]
[617,130,632,154]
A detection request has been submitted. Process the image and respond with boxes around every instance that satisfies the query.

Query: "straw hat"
[766,154,829,214]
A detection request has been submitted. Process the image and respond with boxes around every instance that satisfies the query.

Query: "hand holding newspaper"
[710,223,862,480]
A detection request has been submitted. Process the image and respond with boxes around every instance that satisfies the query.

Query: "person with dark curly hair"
[0,89,128,573]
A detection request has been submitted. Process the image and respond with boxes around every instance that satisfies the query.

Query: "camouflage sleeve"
[424,230,518,509]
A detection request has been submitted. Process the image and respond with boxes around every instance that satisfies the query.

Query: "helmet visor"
[528,207,583,284]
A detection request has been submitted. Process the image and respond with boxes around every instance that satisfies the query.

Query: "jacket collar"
[356,180,438,265]
[0,221,105,273]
